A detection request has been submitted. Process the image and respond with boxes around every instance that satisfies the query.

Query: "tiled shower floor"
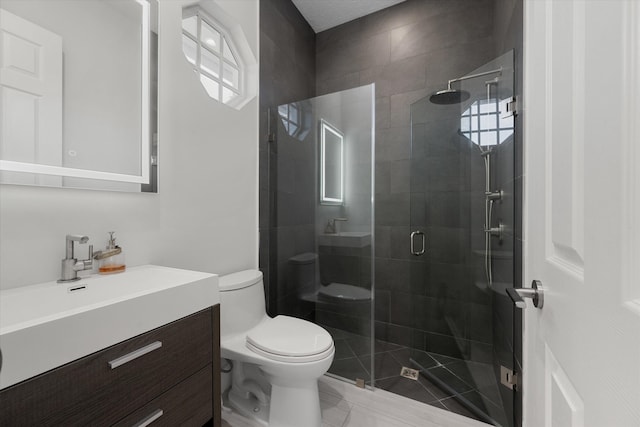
[324,326,509,427]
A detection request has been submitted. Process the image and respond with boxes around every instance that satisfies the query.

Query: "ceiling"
[290,0,407,33]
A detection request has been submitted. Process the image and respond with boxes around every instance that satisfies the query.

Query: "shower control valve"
[485,190,504,201]
[485,222,505,241]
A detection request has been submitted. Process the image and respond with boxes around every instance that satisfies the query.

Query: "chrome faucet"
[58,234,94,283]
[325,218,348,234]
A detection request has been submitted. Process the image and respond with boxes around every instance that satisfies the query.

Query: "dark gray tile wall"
[259,0,316,316]
[315,0,497,361]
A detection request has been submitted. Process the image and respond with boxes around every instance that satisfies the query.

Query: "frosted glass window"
[200,22,220,53]
[182,35,197,65]
[223,39,237,65]
[183,16,197,37]
[201,48,220,78]
[222,87,237,104]
[181,9,244,107]
[200,75,220,100]
[480,113,497,130]
[460,98,513,148]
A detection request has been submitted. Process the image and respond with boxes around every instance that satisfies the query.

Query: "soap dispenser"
[95,231,126,274]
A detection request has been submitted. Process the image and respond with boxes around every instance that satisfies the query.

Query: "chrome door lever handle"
[507,280,544,309]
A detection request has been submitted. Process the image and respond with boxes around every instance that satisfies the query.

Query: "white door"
[0,8,62,186]
[524,0,640,426]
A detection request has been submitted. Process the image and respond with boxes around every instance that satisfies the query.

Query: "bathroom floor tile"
[374,375,440,404]
[334,338,357,360]
[388,347,440,370]
[346,334,406,356]
[328,357,370,381]
[428,352,463,366]
[320,390,353,427]
[358,351,405,380]
[424,366,474,395]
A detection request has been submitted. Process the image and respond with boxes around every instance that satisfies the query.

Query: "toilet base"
[226,388,270,426]
[269,381,322,427]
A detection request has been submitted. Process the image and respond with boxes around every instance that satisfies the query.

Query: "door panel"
[524,1,640,426]
[0,8,62,186]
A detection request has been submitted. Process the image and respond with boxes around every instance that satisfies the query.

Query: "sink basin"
[0,265,218,389]
[317,231,371,248]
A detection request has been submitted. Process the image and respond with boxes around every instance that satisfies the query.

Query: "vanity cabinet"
[0,306,221,426]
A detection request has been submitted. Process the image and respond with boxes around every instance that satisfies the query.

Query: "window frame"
[181,7,243,105]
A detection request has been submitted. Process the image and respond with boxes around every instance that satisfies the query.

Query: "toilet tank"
[219,270,266,338]
[287,253,318,294]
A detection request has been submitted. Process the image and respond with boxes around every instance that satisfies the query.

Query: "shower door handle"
[410,231,425,256]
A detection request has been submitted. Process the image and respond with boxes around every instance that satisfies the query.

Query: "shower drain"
[400,366,420,381]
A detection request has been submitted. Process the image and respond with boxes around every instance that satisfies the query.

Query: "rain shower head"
[429,88,470,105]
[430,67,503,105]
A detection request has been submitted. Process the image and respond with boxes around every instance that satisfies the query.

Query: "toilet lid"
[246,316,334,363]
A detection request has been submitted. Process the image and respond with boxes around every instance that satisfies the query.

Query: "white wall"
[0,0,259,290]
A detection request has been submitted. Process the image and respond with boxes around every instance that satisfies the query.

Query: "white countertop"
[0,265,218,389]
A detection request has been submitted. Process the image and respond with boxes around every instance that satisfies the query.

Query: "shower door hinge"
[500,96,518,118]
[500,365,519,390]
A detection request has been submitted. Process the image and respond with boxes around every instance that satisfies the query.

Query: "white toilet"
[219,270,335,427]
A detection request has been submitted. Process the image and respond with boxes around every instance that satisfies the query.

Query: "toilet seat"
[246,316,334,363]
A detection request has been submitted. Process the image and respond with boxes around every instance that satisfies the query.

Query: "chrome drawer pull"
[133,409,163,427]
[108,341,162,369]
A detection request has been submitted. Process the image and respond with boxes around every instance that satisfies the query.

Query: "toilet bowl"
[219,270,335,427]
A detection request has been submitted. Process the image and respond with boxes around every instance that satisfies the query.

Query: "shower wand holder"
[486,190,504,201]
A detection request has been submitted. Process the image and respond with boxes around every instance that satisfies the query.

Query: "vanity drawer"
[113,364,213,427]
[0,307,214,426]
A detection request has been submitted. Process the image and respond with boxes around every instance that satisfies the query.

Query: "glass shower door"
[274,84,375,386]
[408,51,515,426]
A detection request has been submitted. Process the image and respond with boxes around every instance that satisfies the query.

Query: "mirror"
[320,119,343,205]
[0,0,157,192]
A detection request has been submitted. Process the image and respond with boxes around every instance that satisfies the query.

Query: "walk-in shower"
[268,51,516,426]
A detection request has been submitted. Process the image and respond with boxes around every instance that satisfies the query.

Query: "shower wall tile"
[389,89,430,128]
[376,127,411,162]
[389,225,411,260]
[375,161,392,195]
[428,191,471,228]
[390,292,414,327]
[425,37,496,89]
[389,160,411,194]
[375,55,429,97]
[375,226,391,258]
[376,258,411,293]
[376,289,391,323]
[375,97,391,129]
[316,72,360,98]
[409,260,429,295]
[260,0,316,317]
[376,193,411,226]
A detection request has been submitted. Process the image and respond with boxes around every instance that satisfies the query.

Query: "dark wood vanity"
[0,306,221,426]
